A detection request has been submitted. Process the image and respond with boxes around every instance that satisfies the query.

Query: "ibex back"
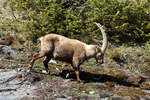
[29,22,108,82]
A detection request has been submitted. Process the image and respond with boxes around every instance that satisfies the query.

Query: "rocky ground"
[0,34,150,100]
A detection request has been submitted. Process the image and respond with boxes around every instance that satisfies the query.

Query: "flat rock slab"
[0,68,36,100]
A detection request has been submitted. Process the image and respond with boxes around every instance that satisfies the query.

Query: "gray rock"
[0,68,37,100]
[0,45,15,55]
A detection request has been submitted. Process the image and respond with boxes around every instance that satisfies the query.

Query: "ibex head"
[94,48,103,64]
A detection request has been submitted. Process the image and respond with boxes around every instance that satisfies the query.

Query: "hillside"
[0,0,150,100]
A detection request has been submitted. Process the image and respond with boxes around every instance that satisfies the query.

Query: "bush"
[2,0,150,43]
[86,0,150,43]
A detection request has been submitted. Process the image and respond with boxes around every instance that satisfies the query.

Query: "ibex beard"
[29,22,108,82]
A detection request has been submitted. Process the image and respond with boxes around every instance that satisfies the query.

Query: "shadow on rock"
[53,70,140,88]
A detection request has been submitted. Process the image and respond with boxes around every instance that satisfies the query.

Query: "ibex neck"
[85,45,96,58]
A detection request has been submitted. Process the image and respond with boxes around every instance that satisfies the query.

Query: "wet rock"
[0,45,15,55]
[0,68,37,100]
[0,69,17,84]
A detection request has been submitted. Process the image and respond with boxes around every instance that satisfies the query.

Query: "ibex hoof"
[46,70,51,75]
[77,79,82,83]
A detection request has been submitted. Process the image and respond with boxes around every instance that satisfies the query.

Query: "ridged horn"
[94,22,108,54]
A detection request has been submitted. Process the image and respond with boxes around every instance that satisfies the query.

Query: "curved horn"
[94,22,108,54]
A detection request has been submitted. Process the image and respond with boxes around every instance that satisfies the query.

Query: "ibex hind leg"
[29,51,46,70]
[29,41,53,71]
[43,56,51,74]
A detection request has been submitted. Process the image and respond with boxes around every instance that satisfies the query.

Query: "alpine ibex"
[29,22,108,82]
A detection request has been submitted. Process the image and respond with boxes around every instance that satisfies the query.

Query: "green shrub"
[1,0,150,43]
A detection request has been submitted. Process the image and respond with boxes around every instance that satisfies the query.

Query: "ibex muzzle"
[29,22,108,82]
